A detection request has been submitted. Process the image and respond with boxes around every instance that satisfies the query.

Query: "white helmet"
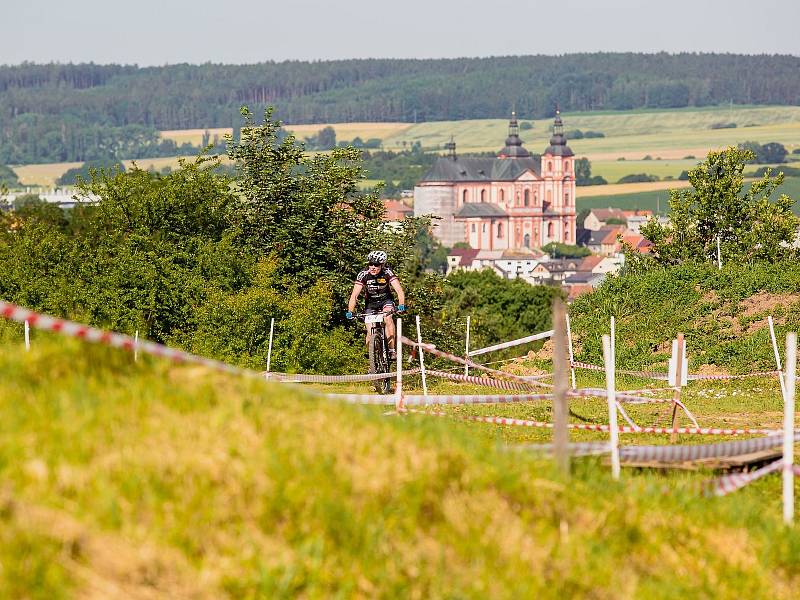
[367,250,387,265]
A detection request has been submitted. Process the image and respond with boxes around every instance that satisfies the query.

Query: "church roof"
[420,156,540,183]
[498,111,531,158]
[455,202,509,218]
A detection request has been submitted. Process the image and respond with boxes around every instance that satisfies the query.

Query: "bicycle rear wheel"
[368,328,392,394]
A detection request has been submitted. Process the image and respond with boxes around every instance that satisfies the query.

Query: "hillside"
[3,54,800,164]
[3,327,800,598]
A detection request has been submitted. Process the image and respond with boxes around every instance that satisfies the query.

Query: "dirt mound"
[739,292,800,319]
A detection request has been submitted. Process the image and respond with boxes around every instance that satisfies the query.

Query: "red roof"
[578,255,604,271]
[383,200,413,221]
[448,248,479,266]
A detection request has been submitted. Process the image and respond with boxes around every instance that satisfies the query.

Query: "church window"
[480,189,486,202]
[565,160,570,171]
[499,189,504,202]
[482,223,486,233]
[564,223,570,241]
[547,222,554,237]
[523,233,530,248]
[471,223,476,232]
[548,161,553,171]
[497,222,503,238]
[463,189,468,203]
[546,190,552,204]
[565,192,570,205]
[524,189,530,206]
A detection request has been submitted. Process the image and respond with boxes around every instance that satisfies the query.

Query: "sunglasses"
[368,262,382,267]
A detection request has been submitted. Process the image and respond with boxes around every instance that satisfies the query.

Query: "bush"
[57,160,126,185]
[519,121,533,130]
[0,164,19,188]
[710,122,737,129]
[738,141,788,164]
[617,173,660,184]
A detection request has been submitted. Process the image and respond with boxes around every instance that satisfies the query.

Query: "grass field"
[577,177,800,215]
[3,324,800,597]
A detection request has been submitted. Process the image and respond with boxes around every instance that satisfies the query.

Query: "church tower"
[497,111,531,158]
[541,110,577,244]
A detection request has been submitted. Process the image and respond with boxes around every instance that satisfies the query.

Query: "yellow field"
[577,179,693,197]
[12,161,84,188]
[160,122,412,147]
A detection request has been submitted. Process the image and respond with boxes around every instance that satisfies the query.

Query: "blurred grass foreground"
[2,334,800,599]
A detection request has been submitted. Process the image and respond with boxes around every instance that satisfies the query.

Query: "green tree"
[0,165,19,187]
[541,242,591,259]
[638,147,799,268]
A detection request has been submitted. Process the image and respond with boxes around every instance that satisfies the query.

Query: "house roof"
[588,227,624,245]
[420,156,541,183]
[578,255,604,270]
[383,199,413,221]
[447,248,479,265]
[455,202,509,218]
[564,271,604,285]
[541,258,580,273]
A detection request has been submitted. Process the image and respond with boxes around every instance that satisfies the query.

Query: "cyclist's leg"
[364,306,378,349]
[382,301,396,350]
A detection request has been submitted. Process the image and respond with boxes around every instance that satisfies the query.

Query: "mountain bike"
[354,309,397,394]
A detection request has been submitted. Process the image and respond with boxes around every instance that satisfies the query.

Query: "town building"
[414,112,577,250]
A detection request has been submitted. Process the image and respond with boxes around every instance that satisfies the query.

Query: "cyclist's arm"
[347,282,364,313]
[390,278,405,306]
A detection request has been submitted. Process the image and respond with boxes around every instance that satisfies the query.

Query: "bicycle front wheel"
[368,328,391,394]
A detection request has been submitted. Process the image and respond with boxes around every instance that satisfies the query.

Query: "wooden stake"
[602,334,621,480]
[24,319,30,351]
[670,333,685,444]
[416,315,428,397]
[552,298,570,475]
[783,332,796,525]
[134,329,139,362]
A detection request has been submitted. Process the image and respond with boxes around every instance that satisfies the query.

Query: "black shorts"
[365,299,395,314]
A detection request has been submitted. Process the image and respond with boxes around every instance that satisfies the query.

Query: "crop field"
[577,176,800,215]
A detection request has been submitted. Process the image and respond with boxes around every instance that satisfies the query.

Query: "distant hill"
[1,53,800,164]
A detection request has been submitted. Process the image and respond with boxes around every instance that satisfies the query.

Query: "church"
[414,112,577,250]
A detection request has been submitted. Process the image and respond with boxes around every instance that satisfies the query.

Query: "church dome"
[544,110,574,157]
[498,111,531,158]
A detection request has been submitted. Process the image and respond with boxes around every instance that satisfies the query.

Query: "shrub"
[617,173,659,184]
[710,122,737,129]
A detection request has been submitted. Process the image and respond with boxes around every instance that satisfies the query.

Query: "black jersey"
[355,266,398,306]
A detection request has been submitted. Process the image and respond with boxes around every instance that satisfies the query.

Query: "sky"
[3,0,799,66]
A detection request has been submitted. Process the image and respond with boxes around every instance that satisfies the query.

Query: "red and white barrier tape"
[266,369,419,383]
[710,462,800,497]
[409,409,778,437]
[467,329,553,357]
[329,392,552,406]
[0,301,261,378]
[424,369,533,391]
[571,360,780,382]
[402,336,552,389]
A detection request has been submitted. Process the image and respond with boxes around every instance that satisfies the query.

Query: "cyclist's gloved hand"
[397,304,406,313]
[345,310,354,320]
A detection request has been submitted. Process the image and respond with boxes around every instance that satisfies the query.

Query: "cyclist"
[346,250,406,359]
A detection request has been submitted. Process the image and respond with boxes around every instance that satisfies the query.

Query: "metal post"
[266,317,275,376]
[716,234,722,270]
[24,319,30,351]
[783,332,796,525]
[602,334,621,480]
[552,298,570,475]
[134,329,139,362]
[464,315,471,376]
[565,312,576,389]
[769,316,787,401]
[416,315,428,396]
[395,319,404,411]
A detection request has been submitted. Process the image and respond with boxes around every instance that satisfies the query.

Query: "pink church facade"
[414,112,577,250]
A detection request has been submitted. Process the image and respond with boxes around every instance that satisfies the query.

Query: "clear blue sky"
[3,0,798,66]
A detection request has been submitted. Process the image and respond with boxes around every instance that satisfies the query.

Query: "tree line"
[2,53,800,164]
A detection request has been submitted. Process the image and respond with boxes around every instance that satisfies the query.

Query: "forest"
[2,53,800,164]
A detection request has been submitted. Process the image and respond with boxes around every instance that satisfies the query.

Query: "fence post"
[670,333,685,444]
[24,319,30,351]
[464,316,471,377]
[783,332,797,525]
[602,334,621,480]
[134,329,139,362]
[769,316,788,401]
[266,317,275,377]
[565,312,576,389]
[395,318,404,411]
[552,298,570,475]
[416,315,428,397]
